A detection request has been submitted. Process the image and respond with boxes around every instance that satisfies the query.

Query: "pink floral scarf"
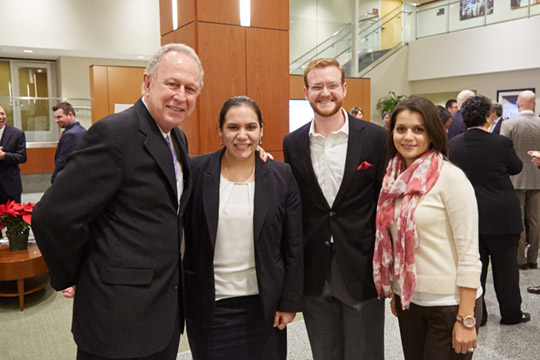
[373,149,443,310]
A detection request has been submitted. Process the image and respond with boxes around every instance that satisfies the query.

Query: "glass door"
[10,61,58,142]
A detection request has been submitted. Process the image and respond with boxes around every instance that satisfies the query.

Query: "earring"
[220,139,223,146]
[259,138,263,145]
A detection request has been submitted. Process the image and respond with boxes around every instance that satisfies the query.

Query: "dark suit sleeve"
[33,120,123,290]
[2,130,26,164]
[278,165,304,313]
[505,138,523,175]
[52,132,79,182]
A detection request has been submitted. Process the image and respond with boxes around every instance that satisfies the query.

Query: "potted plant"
[376,91,406,116]
[0,201,34,251]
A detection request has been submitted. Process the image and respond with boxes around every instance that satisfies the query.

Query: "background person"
[449,95,529,326]
[350,106,363,119]
[32,43,203,360]
[448,90,475,140]
[0,105,27,204]
[183,96,303,359]
[382,111,391,129]
[446,99,458,116]
[436,105,453,134]
[373,96,482,359]
[51,102,86,183]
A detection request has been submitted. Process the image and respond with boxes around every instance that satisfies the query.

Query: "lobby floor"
[1,194,539,359]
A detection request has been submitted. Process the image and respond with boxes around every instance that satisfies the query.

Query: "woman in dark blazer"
[449,95,530,326]
[183,96,303,360]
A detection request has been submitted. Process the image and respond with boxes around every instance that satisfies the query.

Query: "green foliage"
[376,91,406,115]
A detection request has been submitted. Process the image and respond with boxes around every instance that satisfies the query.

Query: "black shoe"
[528,286,540,294]
[500,312,531,325]
[519,264,529,270]
[528,262,538,269]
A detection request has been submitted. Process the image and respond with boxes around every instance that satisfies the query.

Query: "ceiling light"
[240,0,251,27]
[23,49,34,53]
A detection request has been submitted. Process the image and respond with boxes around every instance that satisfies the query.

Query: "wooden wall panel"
[178,0,195,27]
[197,0,238,25]
[20,147,56,174]
[289,75,305,99]
[343,77,371,122]
[159,0,173,36]
[251,0,289,31]
[106,67,145,116]
[89,66,109,124]
[192,22,247,155]
[161,31,175,46]
[246,28,288,155]
[175,22,197,52]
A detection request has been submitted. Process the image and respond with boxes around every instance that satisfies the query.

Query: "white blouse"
[214,176,259,300]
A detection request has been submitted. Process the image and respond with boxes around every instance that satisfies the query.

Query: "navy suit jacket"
[491,117,504,135]
[448,110,466,140]
[283,113,387,301]
[52,121,86,183]
[33,99,191,358]
[449,129,523,235]
[183,149,303,327]
[0,125,27,198]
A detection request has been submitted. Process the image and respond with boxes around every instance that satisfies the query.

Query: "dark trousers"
[0,184,20,205]
[187,295,286,360]
[76,321,181,360]
[479,233,522,324]
[395,295,482,360]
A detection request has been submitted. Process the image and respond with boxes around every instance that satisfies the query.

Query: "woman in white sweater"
[373,96,482,359]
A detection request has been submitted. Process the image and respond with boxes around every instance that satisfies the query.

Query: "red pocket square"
[357,161,372,171]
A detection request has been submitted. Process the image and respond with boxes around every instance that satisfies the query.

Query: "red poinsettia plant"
[0,200,34,235]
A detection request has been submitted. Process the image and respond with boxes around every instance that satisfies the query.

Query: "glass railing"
[416,0,540,39]
[290,5,411,77]
[0,96,91,144]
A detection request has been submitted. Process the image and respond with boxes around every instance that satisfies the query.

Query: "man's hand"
[0,146,5,160]
[528,151,540,166]
[273,311,296,330]
[257,146,274,162]
[61,286,76,298]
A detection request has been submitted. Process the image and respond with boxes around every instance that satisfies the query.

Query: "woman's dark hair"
[386,96,448,160]
[218,96,263,129]
[461,95,491,128]
[436,105,452,126]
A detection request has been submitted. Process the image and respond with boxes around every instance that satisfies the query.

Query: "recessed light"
[23,49,34,53]
[137,56,145,59]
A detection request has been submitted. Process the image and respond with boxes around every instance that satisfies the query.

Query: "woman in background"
[436,105,453,134]
[373,96,482,359]
[449,95,529,326]
[183,96,303,360]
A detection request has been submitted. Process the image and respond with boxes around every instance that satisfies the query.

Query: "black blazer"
[283,114,387,301]
[0,124,27,197]
[449,129,523,235]
[33,99,192,358]
[52,121,86,183]
[491,117,504,135]
[183,149,303,327]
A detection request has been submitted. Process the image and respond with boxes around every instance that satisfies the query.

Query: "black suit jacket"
[33,99,191,358]
[0,125,27,198]
[283,114,387,300]
[448,110,466,140]
[449,129,523,235]
[491,117,504,135]
[183,149,303,327]
[52,121,86,183]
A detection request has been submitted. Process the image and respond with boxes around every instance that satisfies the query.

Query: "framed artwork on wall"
[497,88,535,119]
[460,0,493,20]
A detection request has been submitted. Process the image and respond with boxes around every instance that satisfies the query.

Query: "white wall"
[409,15,540,81]
[0,0,160,59]
[363,46,411,124]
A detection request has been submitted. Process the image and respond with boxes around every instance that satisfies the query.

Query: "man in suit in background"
[51,102,86,183]
[446,98,458,116]
[501,90,540,270]
[0,105,27,204]
[448,89,475,139]
[32,43,203,360]
[490,102,504,134]
[283,58,387,359]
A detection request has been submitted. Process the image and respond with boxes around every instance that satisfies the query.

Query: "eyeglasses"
[307,82,343,92]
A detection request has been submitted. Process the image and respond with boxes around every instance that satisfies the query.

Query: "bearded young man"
[282,58,387,359]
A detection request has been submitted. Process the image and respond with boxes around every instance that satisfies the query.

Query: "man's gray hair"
[457,90,475,107]
[143,43,204,92]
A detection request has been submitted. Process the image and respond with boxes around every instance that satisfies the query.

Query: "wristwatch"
[456,314,476,328]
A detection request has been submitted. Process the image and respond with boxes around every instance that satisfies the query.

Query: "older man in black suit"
[283,58,387,359]
[32,44,203,360]
[0,105,27,204]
